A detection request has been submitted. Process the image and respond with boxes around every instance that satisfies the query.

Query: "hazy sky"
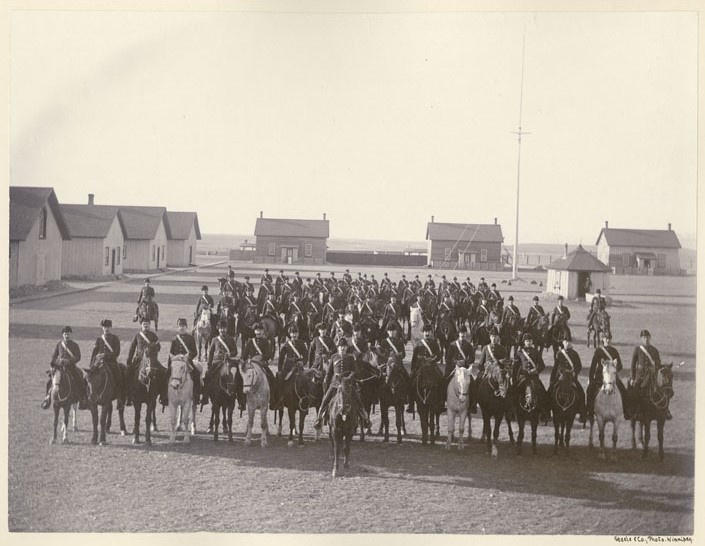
[10,9,697,244]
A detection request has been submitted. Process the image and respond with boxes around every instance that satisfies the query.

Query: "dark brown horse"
[549,367,581,456]
[411,357,443,446]
[378,354,409,444]
[630,363,675,461]
[476,360,515,457]
[203,358,238,442]
[126,348,166,446]
[83,354,127,445]
[329,374,359,478]
[48,359,84,445]
[277,358,324,446]
[512,370,546,456]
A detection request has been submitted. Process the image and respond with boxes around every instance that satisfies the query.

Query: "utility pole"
[511,28,530,281]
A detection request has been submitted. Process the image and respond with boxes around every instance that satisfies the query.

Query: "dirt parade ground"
[8,262,695,534]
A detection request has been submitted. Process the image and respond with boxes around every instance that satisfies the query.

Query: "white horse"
[446,366,474,451]
[409,305,425,347]
[589,359,621,461]
[168,355,194,445]
[195,308,212,361]
[241,360,270,447]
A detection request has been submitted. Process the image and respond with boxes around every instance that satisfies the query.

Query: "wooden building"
[546,244,611,300]
[425,217,504,269]
[9,186,71,288]
[166,211,201,267]
[253,212,329,265]
[595,221,682,275]
[118,206,171,271]
[61,198,127,277]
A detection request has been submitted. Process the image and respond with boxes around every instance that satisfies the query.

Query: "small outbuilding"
[425,217,504,270]
[253,212,329,265]
[166,211,201,267]
[61,199,127,277]
[9,186,71,288]
[546,244,611,301]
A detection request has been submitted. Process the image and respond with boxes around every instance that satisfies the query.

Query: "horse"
[587,309,611,348]
[630,363,675,461]
[359,316,381,346]
[353,353,382,441]
[434,314,458,355]
[411,357,443,446]
[83,354,127,445]
[476,360,514,457]
[549,367,581,456]
[501,315,524,355]
[377,354,408,444]
[513,370,546,456]
[203,358,238,442]
[329,374,359,478]
[548,318,572,358]
[135,299,159,332]
[126,347,166,445]
[589,359,621,461]
[445,365,474,451]
[530,315,552,356]
[48,359,84,445]
[260,315,280,350]
[241,359,271,447]
[167,355,194,445]
[277,358,323,446]
[238,305,258,348]
[409,305,425,346]
[194,308,213,361]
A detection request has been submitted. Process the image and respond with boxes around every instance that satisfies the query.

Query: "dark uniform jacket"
[445,338,475,370]
[551,347,582,385]
[476,304,491,326]
[513,346,545,381]
[325,353,356,387]
[488,288,502,302]
[477,343,508,374]
[217,296,237,318]
[91,333,121,365]
[52,339,82,367]
[330,318,352,340]
[207,334,238,368]
[126,331,160,367]
[242,337,275,362]
[278,338,309,371]
[630,344,661,383]
[589,344,623,385]
[138,286,155,304]
[411,338,442,374]
[169,334,197,363]
[195,294,215,316]
[376,336,406,361]
[382,302,402,324]
[349,337,370,360]
[308,334,336,368]
[526,304,546,327]
[551,304,571,326]
[502,304,522,323]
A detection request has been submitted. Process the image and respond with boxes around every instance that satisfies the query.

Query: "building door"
[292,248,299,263]
[577,272,590,298]
[36,253,46,285]
[280,247,287,262]
[469,253,477,265]
[189,246,193,264]
[111,249,116,274]
[157,246,160,268]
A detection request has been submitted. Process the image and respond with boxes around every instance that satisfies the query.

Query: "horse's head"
[241,361,258,394]
[452,366,473,404]
[484,360,509,398]
[536,315,550,332]
[199,308,211,326]
[336,375,356,417]
[600,359,618,394]
[169,355,189,391]
[656,363,674,397]
[217,278,226,295]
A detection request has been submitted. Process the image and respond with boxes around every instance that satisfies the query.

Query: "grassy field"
[8,263,695,534]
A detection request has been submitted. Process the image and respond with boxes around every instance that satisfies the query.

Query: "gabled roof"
[166,211,201,240]
[61,204,126,239]
[255,218,329,238]
[117,206,171,240]
[596,228,681,249]
[9,186,71,241]
[426,222,503,243]
[548,244,611,272]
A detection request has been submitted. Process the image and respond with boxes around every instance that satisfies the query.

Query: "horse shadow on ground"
[105,417,694,519]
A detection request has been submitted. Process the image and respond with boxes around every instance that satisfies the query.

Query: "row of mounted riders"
[42,311,674,461]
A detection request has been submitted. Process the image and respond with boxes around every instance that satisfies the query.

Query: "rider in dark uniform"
[278,328,308,373]
[349,325,370,361]
[502,295,522,324]
[408,324,443,413]
[41,326,88,410]
[125,319,162,406]
[587,331,629,420]
[312,338,371,430]
[629,329,670,420]
[193,284,216,333]
[242,323,278,410]
[548,335,586,423]
[134,278,155,322]
[551,295,571,327]
[487,283,502,304]
[202,319,244,410]
[169,318,201,403]
[308,323,336,371]
[586,288,606,326]
[477,327,508,375]
[525,295,546,330]
[512,333,549,418]
[90,319,123,400]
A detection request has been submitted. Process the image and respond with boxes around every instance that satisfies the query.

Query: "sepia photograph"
[4,0,700,541]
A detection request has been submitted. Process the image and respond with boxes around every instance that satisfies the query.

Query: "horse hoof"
[99,441,108,446]
[132,438,140,445]
[73,426,79,432]
[245,439,252,447]
[61,438,69,445]
[91,438,98,445]
[145,439,152,446]
[121,430,126,436]
[49,438,56,445]
[287,440,294,447]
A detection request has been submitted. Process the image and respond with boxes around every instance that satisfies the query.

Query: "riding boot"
[665,407,673,420]
[41,376,52,409]
[234,371,246,411]
[314,382,336,429]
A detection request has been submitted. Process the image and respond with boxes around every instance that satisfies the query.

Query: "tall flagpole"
[511,29,530,281]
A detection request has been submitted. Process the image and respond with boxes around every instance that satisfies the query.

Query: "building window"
[152,245,156,261]
[480,249,488,262]
[305,244,312,257]
[444,248,452,261]
[38,207,47,239]
[268,242,275,256]
[658,253,666,268]
[622,253,630,267]
[122,245,127,260]
[105,246,110,266]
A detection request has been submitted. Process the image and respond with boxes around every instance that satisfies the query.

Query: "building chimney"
[260,211,263,219]
[564,243,568,258]
[605,220,608,229]
[88,193,95,205]
[323,213,327,221]
[668,223,672,231]
[431,215,435,223]
[494,217,497,225]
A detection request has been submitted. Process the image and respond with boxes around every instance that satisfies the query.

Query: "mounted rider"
[278,328,308,373]
[477,327,509,375]
[308,323,336,371]
[90,319,123,400]
[550,295,571,327]
[227,265,236,282]
[443,325,475,404]
[548,335,586,423]
[629,329,671,420]
[169,318,201,404]
[408,324,443,413]
[242,323,278,410]
[487,283,502,304]
[376,324,410,388]
[125,319,163,407]
[260,268,272,286]
[381,295,403,333]
[476,296,492,327]
[202,319,245,411]
[502,295,522,324]
[193,284,216,332]
[349,325,370,361]
[330,310,353,342]
[134,278,155,322]
[41,326,88,410]
[587,330,629,420]
[586,288,607,327]
[525,295,546,330]
[216,290,237,336]
[477,277,489,293]
[512,332,549,418]
[313,338,371,430]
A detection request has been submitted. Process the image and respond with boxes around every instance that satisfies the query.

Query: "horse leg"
[287,406,296,447]
[191,402,197,436]
[213,403,220,441]
[90,405,99,445]
[245,406,253,446]
[222,405,228,433]
[611,420,619,462]
[72,402,79,431]
[100,403,110,445]
[62,404,70,444]
[132,402,142,444]
[50,402,60,445]
[277,407,283,437]
[344,429,351,470]
[517,417,525,456]
[381,402,389,442]
[145,401,153,446]
[261,406,269,448]
[564,419,572,456]
[657,418,665,462]
[597,417,606,460]
[395,404,403,444]
[588,416,595,450]
[458,410,467,451]
[150,404,158,433]
[482,413,492,454]
[332,429,340,478]
[492,415,501,459]
[630,418,637,451]
[169,402,177,445]
[227,403,234,442]
[445,410,455,451]
[642,419,651,459]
